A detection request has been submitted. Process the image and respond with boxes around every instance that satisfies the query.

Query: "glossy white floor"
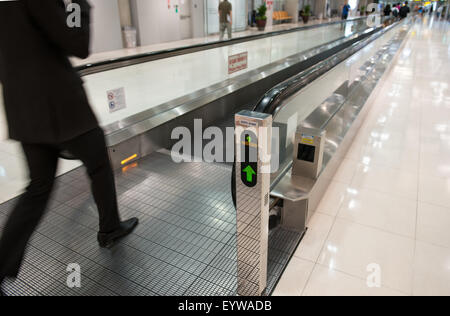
[273,17,450,296]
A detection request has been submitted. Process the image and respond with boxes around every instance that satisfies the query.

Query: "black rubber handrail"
[254,29,376,114]
[75,17,368,76]
[253,17,396,116]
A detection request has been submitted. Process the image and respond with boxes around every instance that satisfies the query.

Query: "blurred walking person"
[437,5,443,18]
[384,4,392,16]
[392,4,400,18]
[400,2,411,19]
[342,0,351,20]
[0,0,138,296]
[219,0,233,40]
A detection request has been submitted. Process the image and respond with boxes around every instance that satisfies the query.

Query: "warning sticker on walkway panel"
[107,87,127,113]
[228,52,248,75]
[301,134,315,145]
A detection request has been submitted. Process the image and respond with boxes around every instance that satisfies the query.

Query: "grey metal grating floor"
[0,151,303,296]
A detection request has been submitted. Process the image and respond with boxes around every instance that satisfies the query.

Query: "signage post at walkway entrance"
[235,110,272,296]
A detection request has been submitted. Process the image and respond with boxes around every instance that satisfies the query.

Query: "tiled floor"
[273,17,450,296]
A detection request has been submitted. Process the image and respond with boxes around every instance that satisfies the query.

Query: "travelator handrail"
[231,16,399,207]
[75,17,368,76]
[101,19,375,149]
[60,17,373,163]
[254,17,397,116]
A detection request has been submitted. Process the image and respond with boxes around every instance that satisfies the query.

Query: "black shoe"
[97,218,139,249]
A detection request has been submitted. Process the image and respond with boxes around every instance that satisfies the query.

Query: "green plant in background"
[360,5,366,13]
[303,4,312,16]
[256,3,267,20]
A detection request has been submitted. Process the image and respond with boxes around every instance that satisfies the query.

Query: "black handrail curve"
[253,17,397,115]
[253,27,381,114]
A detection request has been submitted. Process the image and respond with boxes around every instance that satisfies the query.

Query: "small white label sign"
[107,87,127,113]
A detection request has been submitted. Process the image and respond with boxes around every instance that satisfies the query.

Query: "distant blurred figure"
[0,0,138,296]
[400,2,411,19]
[437,5,443,18]
[342,0,351,20]
[392,4,400,18]
[219,0,233,40]
[251,9,257,27]
[384,4,392,17]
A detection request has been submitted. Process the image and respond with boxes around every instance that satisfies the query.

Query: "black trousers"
[0,127,121,280]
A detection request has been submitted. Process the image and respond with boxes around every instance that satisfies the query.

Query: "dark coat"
[400,6,410,19]
[0,0,99,144]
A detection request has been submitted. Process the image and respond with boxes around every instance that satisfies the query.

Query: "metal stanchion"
[234,111,272,296]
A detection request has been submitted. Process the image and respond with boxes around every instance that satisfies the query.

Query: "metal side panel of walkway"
[0,151,302,296]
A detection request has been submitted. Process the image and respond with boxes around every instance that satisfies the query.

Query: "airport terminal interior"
[0,0,449,297]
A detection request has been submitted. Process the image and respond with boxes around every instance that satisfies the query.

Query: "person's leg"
[220,23,226,40]
[0,143,58,283]
[227,22,232,39]
[60,127,121,233]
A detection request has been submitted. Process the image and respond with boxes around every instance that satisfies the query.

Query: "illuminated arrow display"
[242,165,256,183]
[241,131,258,188]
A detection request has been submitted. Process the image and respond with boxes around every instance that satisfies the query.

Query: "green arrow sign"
[243,165,256,183]
[241,131,258,187]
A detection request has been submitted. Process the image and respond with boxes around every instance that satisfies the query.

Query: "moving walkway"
[0,17,410,296]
